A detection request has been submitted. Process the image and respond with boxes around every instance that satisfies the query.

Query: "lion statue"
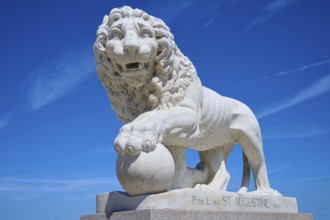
[94,6,278,194]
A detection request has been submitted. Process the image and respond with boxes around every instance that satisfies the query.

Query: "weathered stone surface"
[96,189,298,214]
[81,209,313,220]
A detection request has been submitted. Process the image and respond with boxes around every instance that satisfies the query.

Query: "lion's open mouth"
[115,62,149,73]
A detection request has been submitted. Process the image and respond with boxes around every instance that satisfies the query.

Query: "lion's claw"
[142,133,158,152]
[125,136,143,156]
[114,122,160,156]
[114,136,127,156]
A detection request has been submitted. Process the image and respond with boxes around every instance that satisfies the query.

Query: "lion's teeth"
[115,62,148,72]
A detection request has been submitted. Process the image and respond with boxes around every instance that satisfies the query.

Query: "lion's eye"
[140,28,154,38]
[109,28,122,40]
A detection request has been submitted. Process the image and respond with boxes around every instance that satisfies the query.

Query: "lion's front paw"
[114,123,159,156]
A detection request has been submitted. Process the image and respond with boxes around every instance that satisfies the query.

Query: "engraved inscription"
[233,197,269,208]
[191,195,274,209]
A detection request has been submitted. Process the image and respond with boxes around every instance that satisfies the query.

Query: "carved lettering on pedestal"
[191,195,276,209]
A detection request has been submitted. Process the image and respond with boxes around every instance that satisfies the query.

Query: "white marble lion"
[94,6,278,194]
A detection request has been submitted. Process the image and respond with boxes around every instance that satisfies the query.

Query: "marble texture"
[94,6,279,196]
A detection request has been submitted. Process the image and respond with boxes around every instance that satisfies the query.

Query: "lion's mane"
[94,6,196,123]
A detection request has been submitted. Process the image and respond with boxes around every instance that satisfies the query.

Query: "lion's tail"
[238,151,250,193]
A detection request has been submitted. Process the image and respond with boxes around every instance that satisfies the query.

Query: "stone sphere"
[116,143,175,196]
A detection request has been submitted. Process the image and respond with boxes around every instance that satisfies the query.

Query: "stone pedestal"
[97,189,298,214]
[81,209,313,220]
[80,189,313,219]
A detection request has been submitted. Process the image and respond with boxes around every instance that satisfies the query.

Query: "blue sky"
[1,0,330,219]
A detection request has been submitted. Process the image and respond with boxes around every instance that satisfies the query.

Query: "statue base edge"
[81,209,313,220]
[95,189,298,214]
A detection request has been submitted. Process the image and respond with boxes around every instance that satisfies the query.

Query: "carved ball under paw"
[116,143,175,196]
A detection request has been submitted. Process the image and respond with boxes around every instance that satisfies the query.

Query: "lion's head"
[94,6,196,123]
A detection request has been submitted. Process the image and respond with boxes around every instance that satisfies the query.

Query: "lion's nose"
[124,30,140,57]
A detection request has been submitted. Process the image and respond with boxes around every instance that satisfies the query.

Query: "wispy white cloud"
[201,1,222,28]
[257,74,330,118]
[273,60,330,76]
[263,125,330,139]
[0,112,14,129]
[229,59,330,89]
[268,164,292,174]
[0,176,118,193]
[203,17,216,28]
[27,50,94,111]
[153,0,238,26]
[153,0,198,23]
[247,0,299,30]
[201,0,240,28]
[280,175,330,188]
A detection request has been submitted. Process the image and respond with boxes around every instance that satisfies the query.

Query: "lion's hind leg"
[195,146,231,191]
[237,151,251,193]
[236,128,273,193]
[228,98,280,195]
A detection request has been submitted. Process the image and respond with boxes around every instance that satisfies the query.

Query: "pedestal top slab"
[97,189,298,214]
